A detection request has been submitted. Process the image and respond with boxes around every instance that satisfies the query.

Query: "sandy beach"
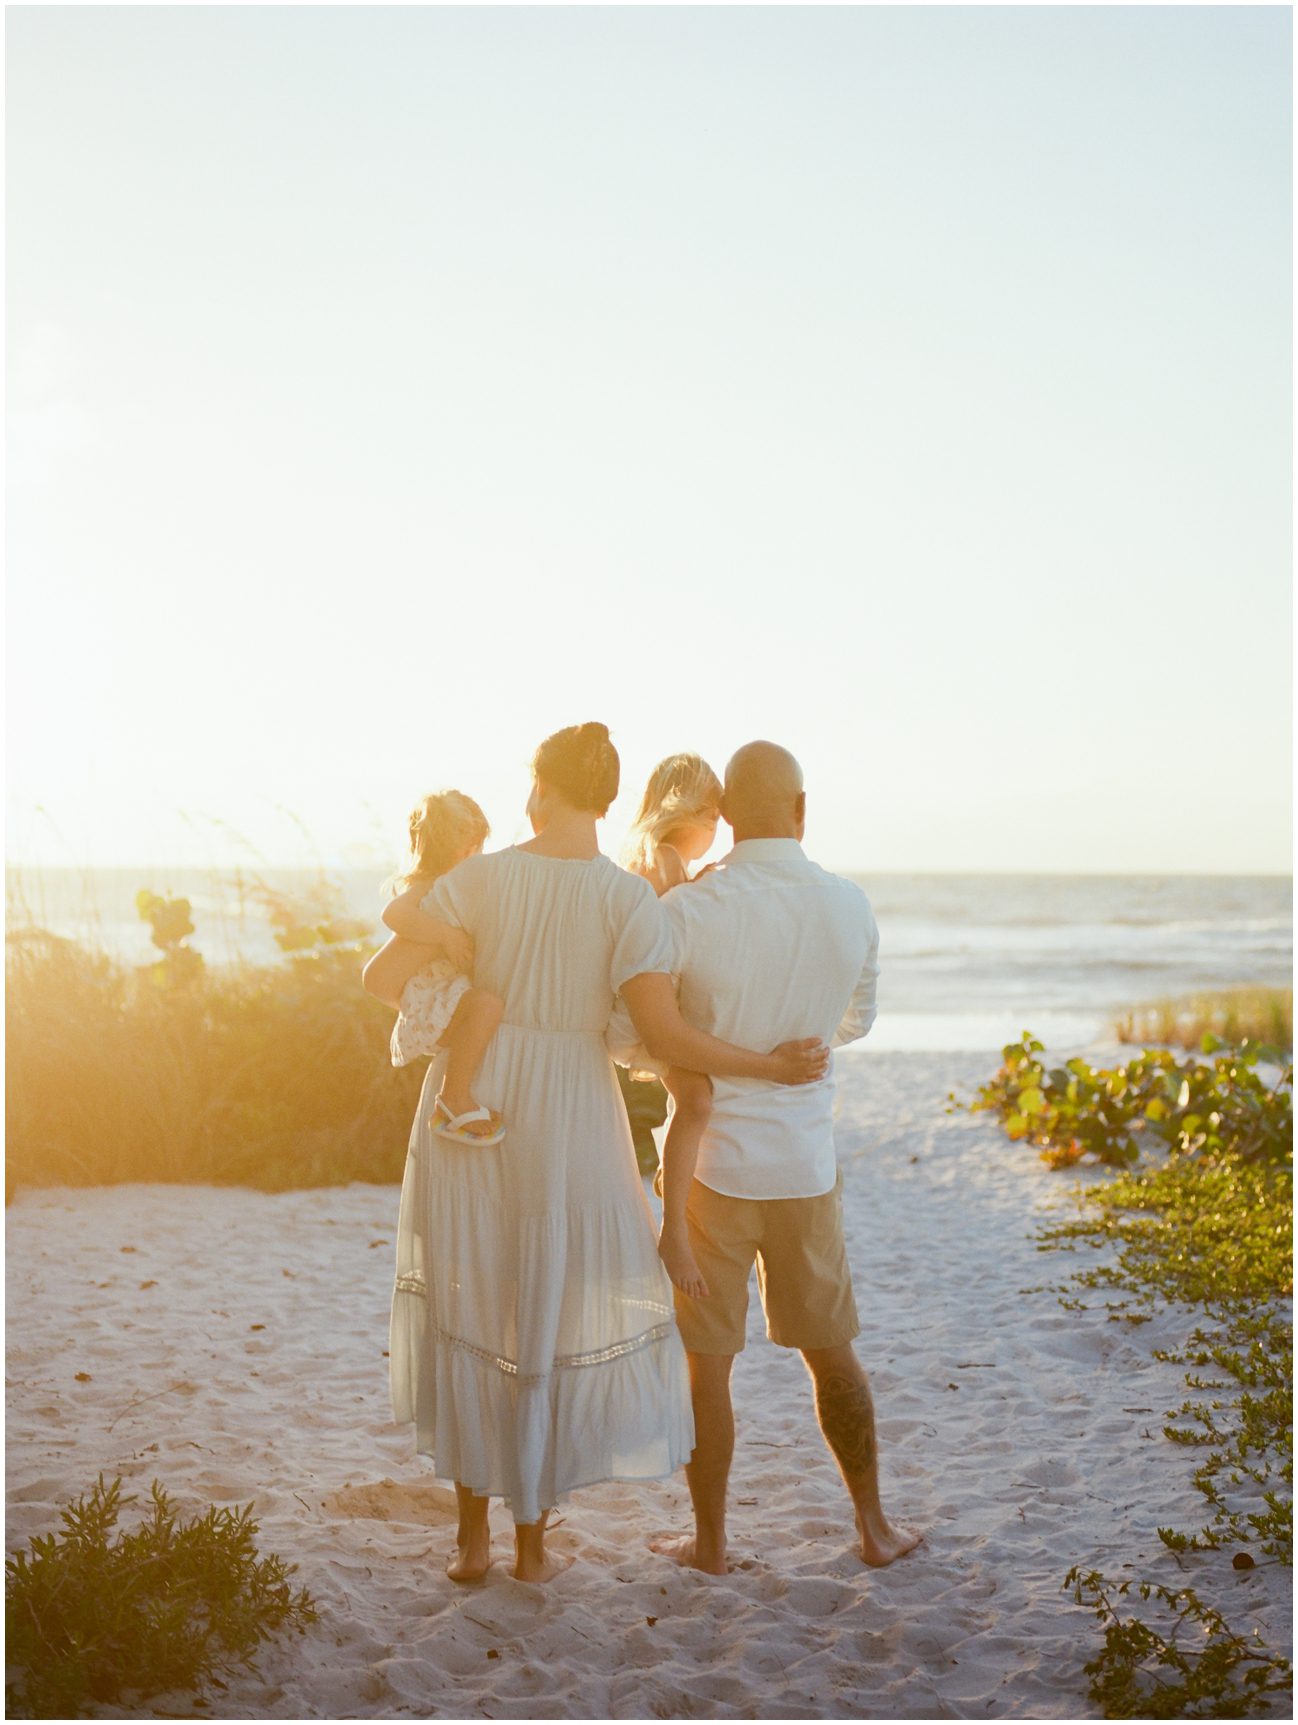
[7,1048,1291,1720]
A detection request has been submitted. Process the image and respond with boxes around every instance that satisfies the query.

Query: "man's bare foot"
[658,1228,710,1300]
[856,1510,923,1567]
[446,1527,493,1583]
[649,1532,728,1576]
[512,1549,574,1584]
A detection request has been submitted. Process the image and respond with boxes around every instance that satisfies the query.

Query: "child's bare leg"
[658,1069,712,1300]
[438,988,504,1129]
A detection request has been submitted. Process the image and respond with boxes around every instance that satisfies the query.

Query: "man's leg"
[651,1350,735,1574]
[801,1343,921,1567]
[651,1181,757,1575]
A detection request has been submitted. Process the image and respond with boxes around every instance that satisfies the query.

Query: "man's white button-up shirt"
[658,837,879,1200]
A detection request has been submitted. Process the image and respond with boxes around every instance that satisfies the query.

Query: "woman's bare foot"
[512,1513,574,1584]
[511,1548,575,1584]
[649,1532,728,1576]
[658,1226,710,1300]
[856,1510,923,1567]
[447,1526,493,1582]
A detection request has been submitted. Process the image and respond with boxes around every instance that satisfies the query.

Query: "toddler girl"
[623,753,723,1300]
[380,790,506,1145]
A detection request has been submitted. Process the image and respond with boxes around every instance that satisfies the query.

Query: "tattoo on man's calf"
[817,1373,876,1477]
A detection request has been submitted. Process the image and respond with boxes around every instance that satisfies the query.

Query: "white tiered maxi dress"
[389,846,694,1525]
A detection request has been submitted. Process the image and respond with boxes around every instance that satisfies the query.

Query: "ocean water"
[857,872,1291,1052]
[6,866,1291,1055]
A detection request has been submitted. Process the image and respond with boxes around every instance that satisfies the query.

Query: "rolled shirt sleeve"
[832,903,879,1047]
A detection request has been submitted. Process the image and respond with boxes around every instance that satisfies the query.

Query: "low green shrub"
[962,1032,1291,1169]
[5,1475,317,1719]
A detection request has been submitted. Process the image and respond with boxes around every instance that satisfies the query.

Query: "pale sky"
[7,5,1292,876]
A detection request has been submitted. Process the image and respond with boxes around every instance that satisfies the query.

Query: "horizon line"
[4,858,1293,883]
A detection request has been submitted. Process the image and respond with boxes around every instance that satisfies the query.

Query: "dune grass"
[5,929,424,1194]
[1115,986,1292,1053]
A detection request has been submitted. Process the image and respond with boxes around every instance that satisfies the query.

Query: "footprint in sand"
[748,1569,790,1604]
[1018,1456,1080,1490]
[796,1515,860,1544]
[457,1590,549,1634]
[784,1574,858,1616]
[9,1476,67,1503]
[727,1554,772,1576]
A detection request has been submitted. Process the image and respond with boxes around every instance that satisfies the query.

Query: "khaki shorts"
[659,1168,860,1356]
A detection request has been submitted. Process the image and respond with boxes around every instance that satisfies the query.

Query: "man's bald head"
[722,741,806,840]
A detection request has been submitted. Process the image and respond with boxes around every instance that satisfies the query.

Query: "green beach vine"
[958,1033,1292,1718]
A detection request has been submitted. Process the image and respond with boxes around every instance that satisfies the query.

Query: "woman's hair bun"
[532,721,620,816]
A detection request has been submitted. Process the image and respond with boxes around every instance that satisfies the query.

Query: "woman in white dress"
[374,723,828,1583]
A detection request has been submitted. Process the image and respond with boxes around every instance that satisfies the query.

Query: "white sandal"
[432,1097,506,1147]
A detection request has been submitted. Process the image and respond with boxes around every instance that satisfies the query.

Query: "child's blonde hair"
[623,753,723,877]
[391,790,490,894]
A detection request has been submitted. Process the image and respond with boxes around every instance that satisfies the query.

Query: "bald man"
[640,742,919,1574]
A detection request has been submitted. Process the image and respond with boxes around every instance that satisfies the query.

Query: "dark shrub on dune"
[5,1474,317,1717]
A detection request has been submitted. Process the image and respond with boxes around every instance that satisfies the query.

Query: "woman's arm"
[620,971,828,1085]
[362,934,439,1011]
[382,883,473,969]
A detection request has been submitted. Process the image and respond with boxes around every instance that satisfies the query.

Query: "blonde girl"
[623,753,723,1301]
[362,791,506,1145]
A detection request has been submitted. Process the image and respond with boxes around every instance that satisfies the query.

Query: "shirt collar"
[723,838,807,866]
